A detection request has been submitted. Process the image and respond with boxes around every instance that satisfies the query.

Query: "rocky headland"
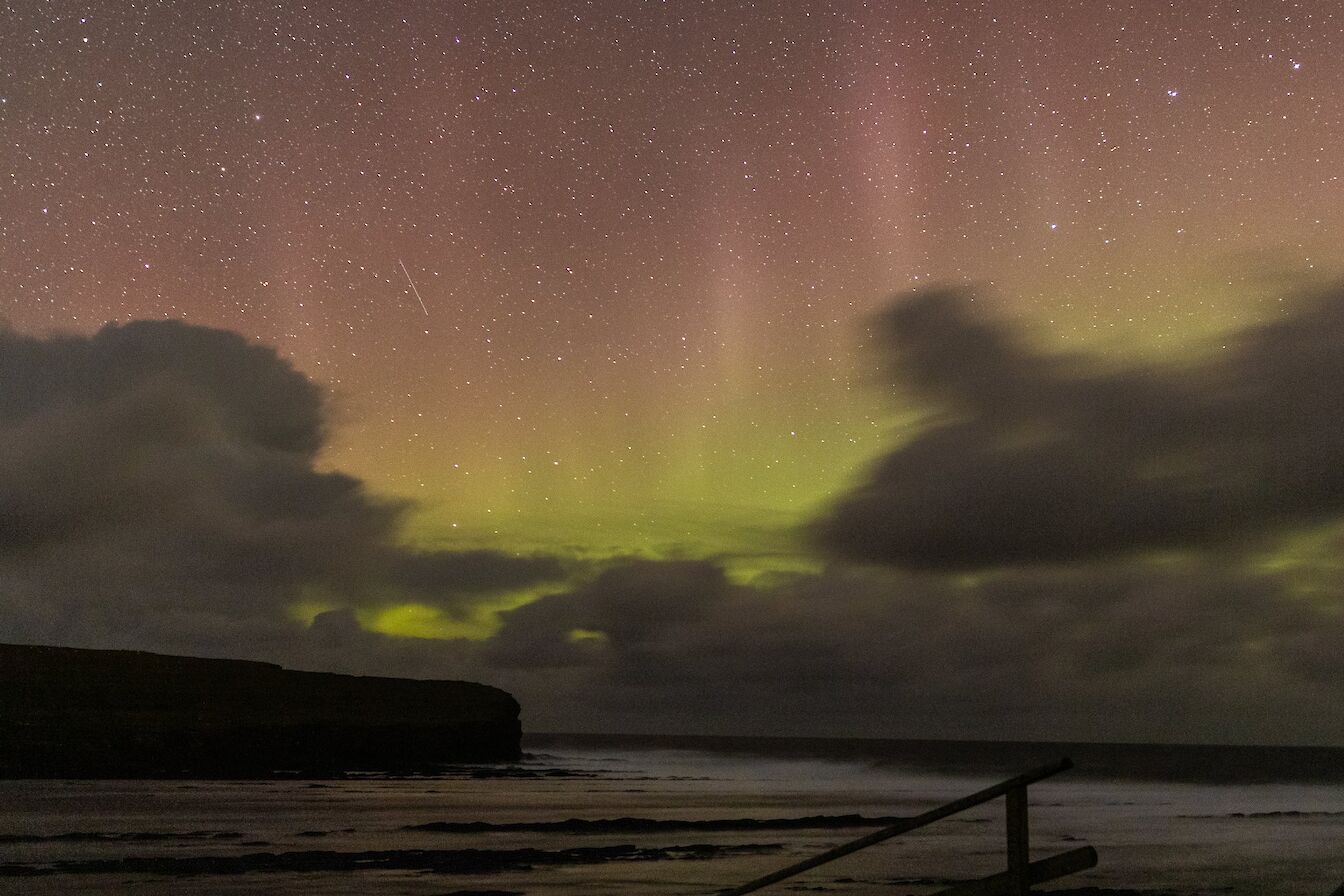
[0,643,521,777]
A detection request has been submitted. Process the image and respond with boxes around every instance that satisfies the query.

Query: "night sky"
[4,1,1344,744]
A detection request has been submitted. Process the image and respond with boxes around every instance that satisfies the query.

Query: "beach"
[1,735,1341,895]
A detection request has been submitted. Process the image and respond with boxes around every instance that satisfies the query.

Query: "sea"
[1,733,1342,895]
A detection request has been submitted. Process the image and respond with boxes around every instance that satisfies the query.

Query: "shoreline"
[525,731,1344,785]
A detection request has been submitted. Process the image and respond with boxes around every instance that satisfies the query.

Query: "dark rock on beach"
[0,642,522,777]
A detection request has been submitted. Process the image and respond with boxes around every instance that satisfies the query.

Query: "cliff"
[0,643,522,777]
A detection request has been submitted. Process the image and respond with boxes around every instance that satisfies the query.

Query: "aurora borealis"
[4,1,1344,743]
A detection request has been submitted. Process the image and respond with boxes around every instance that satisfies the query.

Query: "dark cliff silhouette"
[0,643,521,777]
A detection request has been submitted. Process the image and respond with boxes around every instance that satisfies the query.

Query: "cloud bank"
[0,321,560,657]
[296,552,1344,745]
[815,285,1344,570]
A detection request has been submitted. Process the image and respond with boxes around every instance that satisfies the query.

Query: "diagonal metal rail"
[716,757,1081,896]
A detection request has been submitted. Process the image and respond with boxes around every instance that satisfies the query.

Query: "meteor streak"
[398,259,430,316]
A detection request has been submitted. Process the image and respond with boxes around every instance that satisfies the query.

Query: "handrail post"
[714,758,1073,896]
[1005,784,1029,895]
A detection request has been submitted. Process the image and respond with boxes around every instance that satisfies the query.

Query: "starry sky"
[4,1,1344,742]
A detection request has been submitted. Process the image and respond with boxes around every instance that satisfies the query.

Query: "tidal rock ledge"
[0,643,522,777]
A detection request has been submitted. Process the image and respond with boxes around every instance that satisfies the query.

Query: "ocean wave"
[0,842,784,877]
[1180,809,1344,819]
[0,830,243,844]
[405,814,903,834]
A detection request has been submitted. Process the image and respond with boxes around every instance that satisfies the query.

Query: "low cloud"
[0,321,560,657]
[464,554,1344,744]
[237,545,1344,745]
[814,284,1344,570]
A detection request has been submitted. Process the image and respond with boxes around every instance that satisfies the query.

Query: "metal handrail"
[716,757,1079,896]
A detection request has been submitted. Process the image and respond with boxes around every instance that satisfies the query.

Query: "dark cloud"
[814,285,1344,570]
[465,555,1344,745]
[389,549,565,598]
[194,545,1341,744]
[485,559,735,669]
[0,321,560,656]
